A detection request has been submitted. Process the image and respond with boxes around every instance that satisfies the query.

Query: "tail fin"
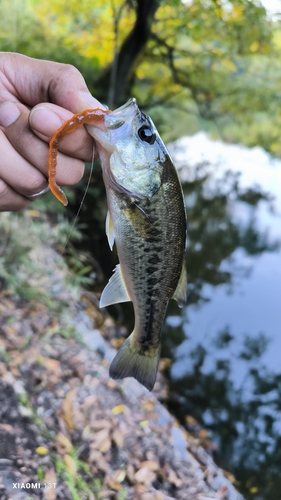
[109,333,160,391]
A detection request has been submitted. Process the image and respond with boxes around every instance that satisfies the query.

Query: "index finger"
[0,52,103,113]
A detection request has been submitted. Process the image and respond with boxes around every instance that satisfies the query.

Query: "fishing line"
[61,144,95,254]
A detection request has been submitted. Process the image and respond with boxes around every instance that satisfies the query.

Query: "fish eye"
[138,125,156,145]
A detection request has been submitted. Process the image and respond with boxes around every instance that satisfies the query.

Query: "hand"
[0,52,104,211]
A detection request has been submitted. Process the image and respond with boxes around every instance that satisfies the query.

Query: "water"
[162,133,281,500]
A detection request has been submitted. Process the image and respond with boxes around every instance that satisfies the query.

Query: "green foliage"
[55,452,104,500]
[135,1,281,153]
[0,208,90,305]
[0,0,279,153]
[0,212,36,294]
[37,466,45,481]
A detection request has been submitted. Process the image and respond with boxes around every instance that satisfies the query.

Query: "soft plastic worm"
[48,108,111,206]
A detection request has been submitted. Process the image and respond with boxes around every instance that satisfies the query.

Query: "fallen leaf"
[158,357,172,370]
[112,427,124,448]
[167,469,183,487]
[185,415,199,426]
[91,419,112,431]
[107,379,117,389]
[43,358,61,372]
[135,484,149,494]
[60,390,76,430]
[89,450,102,462]
[0,424,14,433]
[107,479,122,491]
[139,460,159,472]
[111,404,125,415]
[139,420,149,428]
[141,494,160,500]
[44,469,57,500]
[99,438,111,453]
[81,394,98,410]
[97,490,115,498]
[63,454,77,478]
[154,493,164,500]
[35,446,48,456]
[116,470,126,483]
[110,338,124,349]
[134,467,156,485]
[26,209,41,218]
[91,428,110,448]
[198,429,209,439]
[126,464,135,483]
[141,398,155,413]
[56,433,73,452]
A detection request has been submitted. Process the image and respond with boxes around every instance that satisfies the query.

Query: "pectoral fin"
[172,260,187,308]
[106,210,115,250]
[100,264,131,308]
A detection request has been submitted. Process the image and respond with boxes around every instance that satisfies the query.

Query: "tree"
[96,0,160,107]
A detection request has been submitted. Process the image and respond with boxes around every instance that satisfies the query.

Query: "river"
[163,132,281,500]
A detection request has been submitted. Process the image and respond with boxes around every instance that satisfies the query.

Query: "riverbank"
[0,211,243,500]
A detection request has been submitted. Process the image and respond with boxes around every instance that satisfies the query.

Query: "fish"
[85,98,187,391]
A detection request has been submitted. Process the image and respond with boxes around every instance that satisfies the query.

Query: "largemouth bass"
[84,98,187,391]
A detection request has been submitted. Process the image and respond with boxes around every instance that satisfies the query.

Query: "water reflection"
[162,135,281,500]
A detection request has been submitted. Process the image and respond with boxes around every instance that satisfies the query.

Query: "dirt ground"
[0,244,243,500]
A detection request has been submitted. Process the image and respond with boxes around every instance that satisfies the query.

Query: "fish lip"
[112,98,137,115]
[104,98,139,129]
[86,98,139,149]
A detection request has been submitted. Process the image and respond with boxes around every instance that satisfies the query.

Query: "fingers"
[29,103,96,162]
[0,53,105,212]
[0,126,48,197]
[0,178,31,212]
[0,52,104,113]
[0,101,86,207]
[0,101,85,187]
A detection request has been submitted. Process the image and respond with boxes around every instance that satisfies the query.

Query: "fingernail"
[29,106,63,136]
[0,102,21,127]
[79,91,105,110]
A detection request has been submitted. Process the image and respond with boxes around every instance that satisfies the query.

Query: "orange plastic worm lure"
[48,108,111,206]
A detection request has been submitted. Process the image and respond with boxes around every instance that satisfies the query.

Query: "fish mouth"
[85,98,139,150]
[113,98,137,114]
[106,98,138,129]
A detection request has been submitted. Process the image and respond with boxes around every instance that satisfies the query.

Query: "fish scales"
[107,156,185,349]
[86,98,187,391]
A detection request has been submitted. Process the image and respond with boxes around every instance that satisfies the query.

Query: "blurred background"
[1,0,281,499]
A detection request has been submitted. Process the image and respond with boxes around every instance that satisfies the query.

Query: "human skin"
[0,52,104,211]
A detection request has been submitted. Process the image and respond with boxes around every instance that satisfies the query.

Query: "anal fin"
[100,264,131,308]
